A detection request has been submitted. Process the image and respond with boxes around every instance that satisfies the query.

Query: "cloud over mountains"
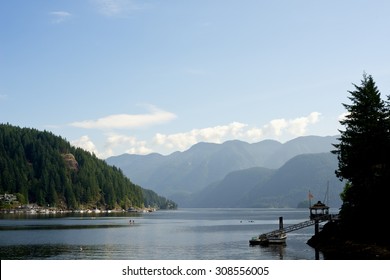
[70,110,322,158]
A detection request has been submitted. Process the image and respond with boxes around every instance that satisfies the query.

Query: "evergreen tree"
[333,73,390,243]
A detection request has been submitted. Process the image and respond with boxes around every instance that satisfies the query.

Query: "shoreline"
[307,221,390,260]
[0,205,157,215]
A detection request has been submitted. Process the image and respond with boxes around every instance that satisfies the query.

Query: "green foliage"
[142,188,177,210]
[332,74,390,243]
[0,123,176,210]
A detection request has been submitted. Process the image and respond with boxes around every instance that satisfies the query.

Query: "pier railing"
[260,214,339,238]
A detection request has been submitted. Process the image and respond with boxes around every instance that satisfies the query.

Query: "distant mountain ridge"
[106,135,342,207]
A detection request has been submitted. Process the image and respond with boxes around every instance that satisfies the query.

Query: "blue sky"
[1,0,389,158]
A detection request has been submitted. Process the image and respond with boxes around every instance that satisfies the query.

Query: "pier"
[250,201,338,245]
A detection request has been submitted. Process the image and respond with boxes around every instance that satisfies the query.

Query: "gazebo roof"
[310,200,329,209]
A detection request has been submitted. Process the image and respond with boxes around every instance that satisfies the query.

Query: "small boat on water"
[250,216,287,246]
[249,232,287,246]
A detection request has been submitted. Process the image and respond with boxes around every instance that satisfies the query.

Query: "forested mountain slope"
[0,123,176,210]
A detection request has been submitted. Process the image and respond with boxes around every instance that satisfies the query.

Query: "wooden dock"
[250,213,339,245]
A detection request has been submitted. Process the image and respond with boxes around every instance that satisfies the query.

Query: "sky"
[1,0,390,159]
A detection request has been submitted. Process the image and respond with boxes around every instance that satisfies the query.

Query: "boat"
[249,232,287,246]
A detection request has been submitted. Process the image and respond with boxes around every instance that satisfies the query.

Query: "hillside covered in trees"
[0,123,177,210]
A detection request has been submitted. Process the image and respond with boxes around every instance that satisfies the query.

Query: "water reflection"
[264,244,286,260]
[250,244,286,260]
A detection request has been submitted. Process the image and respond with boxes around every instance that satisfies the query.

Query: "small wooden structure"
[309,200,329,219]
[309,201,329,234]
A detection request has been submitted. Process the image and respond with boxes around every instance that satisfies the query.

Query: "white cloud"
[105,133,152,155]
[70,133,153,158]
[287,112,321,135]
[263,119,288,137]
[70,112,323,157]
[263,112,321,139]
[126,145,153,155]
[106,134,138,146]
[152,112,322,153]
[49,11,72,23]
[90,0,146,17]
[71,135,99,155]
[153,122,248,151]
[246,127,263,139]
[69,107,176,130]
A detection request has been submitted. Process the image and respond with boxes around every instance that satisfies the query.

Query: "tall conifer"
[333,73,390,242]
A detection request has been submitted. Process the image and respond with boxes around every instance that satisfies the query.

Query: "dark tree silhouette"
[333,73,390,243]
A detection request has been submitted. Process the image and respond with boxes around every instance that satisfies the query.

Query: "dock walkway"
[260,214,339,239]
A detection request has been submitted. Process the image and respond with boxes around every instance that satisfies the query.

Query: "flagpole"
[308,190,313,208]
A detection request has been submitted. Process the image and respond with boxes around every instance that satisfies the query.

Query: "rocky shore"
[307,221,390,259]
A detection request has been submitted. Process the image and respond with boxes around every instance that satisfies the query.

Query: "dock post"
[279,217,283,230]
[314,219,319,234]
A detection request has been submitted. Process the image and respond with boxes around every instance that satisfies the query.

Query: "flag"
[308,191,314,200]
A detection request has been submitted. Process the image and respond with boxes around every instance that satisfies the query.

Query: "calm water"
[0,208,324,260]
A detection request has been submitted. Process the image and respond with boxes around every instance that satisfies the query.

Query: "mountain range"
[106,135,345,208]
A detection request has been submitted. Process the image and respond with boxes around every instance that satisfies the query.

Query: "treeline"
[0,123,177,210]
